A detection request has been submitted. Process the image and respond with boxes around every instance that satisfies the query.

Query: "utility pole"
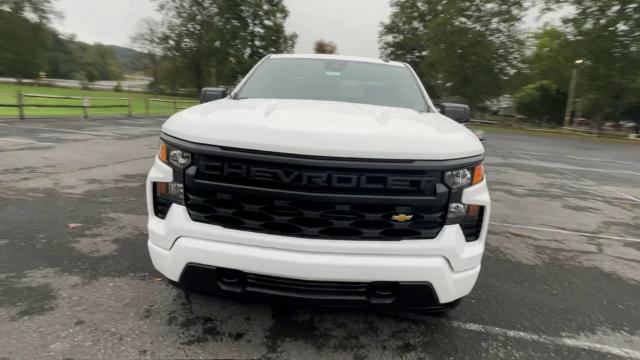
[563,59,584,128]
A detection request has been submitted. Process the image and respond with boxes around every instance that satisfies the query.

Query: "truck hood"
[162,98,484,160]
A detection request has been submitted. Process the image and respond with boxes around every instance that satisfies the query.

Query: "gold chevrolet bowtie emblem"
[391,214,413,222]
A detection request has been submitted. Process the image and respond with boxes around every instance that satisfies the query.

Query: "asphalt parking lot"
[1,117,639,359]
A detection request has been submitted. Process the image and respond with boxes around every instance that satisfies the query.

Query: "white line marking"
[566,155,640,167]
[509,160,640,176]
[0,123,116,137]
[97,125,161,132]
[500,146,640,203]
[517,151,551,156]
[501,152,640,167]
[603,185,640,202]
[491,222,640,243]
[581,179,640,188]
[397,313,640,359]
[447,320,640,359]
[0,137,53,145]
[490,155,640,178]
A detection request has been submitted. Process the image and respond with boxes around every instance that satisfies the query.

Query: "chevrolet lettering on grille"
[202,161,429,191]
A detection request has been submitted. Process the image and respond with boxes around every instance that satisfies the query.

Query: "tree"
[514,80,567,125]
[527,26,575,93]
[0,1,124,82]
[314,40,337,54]
[543,0,640,128]
[242,0,297,74]
[380,0,528,107]
[131,18,164,92]
[46,33,82,79]
[157,0,217,92]
[79,43,122,82]
[0,0,58,79]
[508,26,575,124]
[156,0,297,92]
[0,0,58,23]
[0,10,51,79]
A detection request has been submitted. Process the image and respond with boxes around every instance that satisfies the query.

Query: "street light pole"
[563,59,584,128]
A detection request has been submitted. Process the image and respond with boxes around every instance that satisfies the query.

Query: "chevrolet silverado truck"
[147,54,490,311]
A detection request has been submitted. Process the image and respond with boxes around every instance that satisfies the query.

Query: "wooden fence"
[0,92,199,119]
[0,92,131,119]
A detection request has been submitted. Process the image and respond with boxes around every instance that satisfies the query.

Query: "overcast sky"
[53,0,551,58]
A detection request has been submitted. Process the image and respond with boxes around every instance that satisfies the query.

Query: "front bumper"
[175,264,462,311]
[147,157,490,306]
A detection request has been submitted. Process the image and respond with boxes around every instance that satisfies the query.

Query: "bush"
[514,81,567,126]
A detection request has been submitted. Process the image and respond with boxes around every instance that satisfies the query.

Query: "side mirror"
[200,87,228,103]
[439,103,470,123]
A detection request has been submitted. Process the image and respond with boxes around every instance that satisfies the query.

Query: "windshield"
[235,58,430,112]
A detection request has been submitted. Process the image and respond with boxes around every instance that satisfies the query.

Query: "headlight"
[444,163,485,226]
[444,164,484,189]
[154,181,185,208]
[153,141,191,218]
[159,141,192,169]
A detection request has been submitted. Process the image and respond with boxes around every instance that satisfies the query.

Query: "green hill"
[108,45,147,74]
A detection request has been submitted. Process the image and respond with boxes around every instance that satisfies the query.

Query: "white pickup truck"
[146,54,490,311]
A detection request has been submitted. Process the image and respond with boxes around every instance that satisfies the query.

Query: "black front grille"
[166,135,482,241]
[186,190,446,240]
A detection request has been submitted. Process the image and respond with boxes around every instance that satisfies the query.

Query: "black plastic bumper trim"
[178,264,459,311]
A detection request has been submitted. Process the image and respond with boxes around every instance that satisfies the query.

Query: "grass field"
[0,83,198,118]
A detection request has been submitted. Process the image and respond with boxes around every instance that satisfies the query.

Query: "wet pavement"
[1,118,639,359]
